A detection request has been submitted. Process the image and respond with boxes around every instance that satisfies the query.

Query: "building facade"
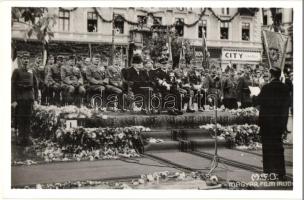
[12,7,266,70]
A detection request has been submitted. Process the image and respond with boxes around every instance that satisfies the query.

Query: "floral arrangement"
[31,105,99,139]
[17,126,149,163]
[229,107,259,118]
[200,123,261,149]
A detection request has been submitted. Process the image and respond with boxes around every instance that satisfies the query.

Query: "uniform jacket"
[46,64,61,86]
[61,65,83,86]
[32,64,47,88]
[11,68,38,102]
[222,76,237,99]
[188,70,202,85]
[236,74,253,103]
[86,65,108,85]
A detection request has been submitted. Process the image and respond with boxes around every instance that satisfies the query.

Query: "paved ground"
[11,158,181,187]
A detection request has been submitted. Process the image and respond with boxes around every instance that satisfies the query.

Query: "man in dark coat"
[252,67,290,181]
[12,51,38,146]
[124,54,152,111]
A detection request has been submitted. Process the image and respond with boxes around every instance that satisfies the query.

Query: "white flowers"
[200,123,260,148]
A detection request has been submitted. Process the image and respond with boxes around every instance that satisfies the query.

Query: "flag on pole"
[262,30,289,71]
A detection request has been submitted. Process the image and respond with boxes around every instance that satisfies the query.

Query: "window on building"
[59,10,70,31]
[220,22,229,39]
[114,15,124,34]
[276,12,282,25]
[175,18,184,37]
[137,15,147,27]
[198,20,207,38]
[153,17,162,25]
[263,15,268,25]
[242,23,250,41]
[87,12,97,32]
[221,8,230,15]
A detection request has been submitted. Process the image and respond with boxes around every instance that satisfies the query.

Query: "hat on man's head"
[34,52,43,58]
[159,57,168,65]
[17,51,30,58]
[269,67,281,74]
[92,54,101,59]
[269,66,281,76]
[132,54,143,64]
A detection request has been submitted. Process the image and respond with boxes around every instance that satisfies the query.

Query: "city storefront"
[221,48,262,71]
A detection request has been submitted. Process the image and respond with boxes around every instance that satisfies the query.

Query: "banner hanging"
[262,30,289,71]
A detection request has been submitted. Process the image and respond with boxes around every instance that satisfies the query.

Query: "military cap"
[92,54,101,59]
[17,51,30,58]
[159,57,168,64]
[132,54,143,64]
[34,52,43,58]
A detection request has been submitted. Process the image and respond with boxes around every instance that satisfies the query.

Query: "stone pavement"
[11,158,181,187]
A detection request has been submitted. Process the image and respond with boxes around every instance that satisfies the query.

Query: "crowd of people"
[12,50,293,115]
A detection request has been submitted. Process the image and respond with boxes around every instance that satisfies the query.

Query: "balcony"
[187,38,263,50]
[12,29,130,45]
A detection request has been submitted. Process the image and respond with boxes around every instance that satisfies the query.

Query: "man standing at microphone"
[252,66,291,181]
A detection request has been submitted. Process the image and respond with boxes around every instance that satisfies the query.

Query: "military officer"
[236,65,253,108]
[12,51,38,146]
[46,55,65,105]
[61,56,86,106]
[222,67,238,109]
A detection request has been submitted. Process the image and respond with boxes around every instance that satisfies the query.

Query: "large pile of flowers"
[15,126,149,164]
[200,124,261,149]
[31,105,99,139]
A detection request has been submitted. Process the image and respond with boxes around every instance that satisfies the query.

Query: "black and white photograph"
[0,0,303,199]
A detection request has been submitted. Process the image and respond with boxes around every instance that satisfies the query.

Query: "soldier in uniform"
[172,61,195,113]
[61,56,86,106]
[12,51,38,146]
[200,69,214,109]
[188,63,203,110]
[46,55,64,105]
[31,53,48,105]
[236,65,253,108]
[222,67,238,109]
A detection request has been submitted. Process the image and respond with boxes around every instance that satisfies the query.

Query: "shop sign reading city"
[222,49,261,61]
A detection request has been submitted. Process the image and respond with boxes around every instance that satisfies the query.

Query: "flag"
[262,30,289,71]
